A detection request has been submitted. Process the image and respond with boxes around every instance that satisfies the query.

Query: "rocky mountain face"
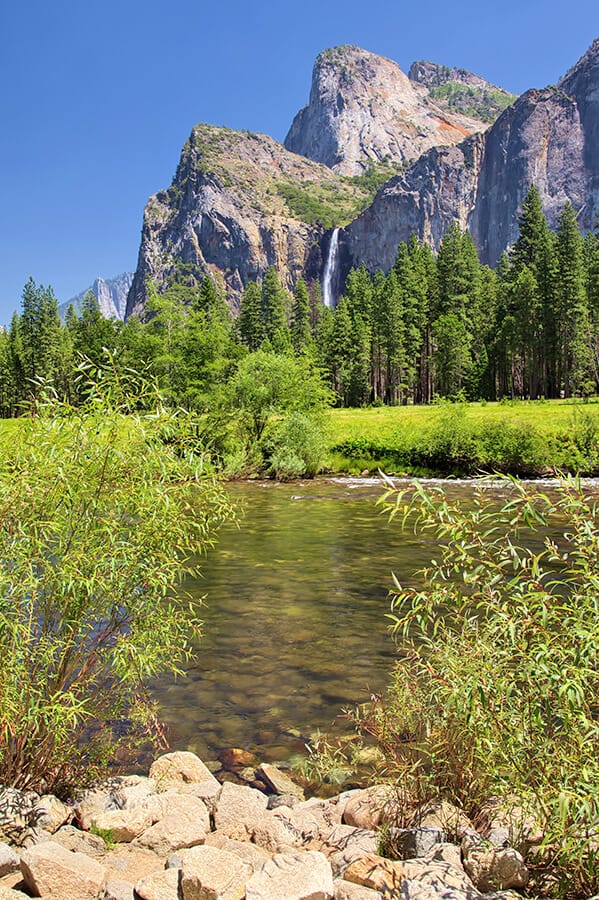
[126,125,370,318]
[127,38,599,316]
[408,61,517,123]
[284,45,486,176]
[342,39,599,280]
[61,273,134,321]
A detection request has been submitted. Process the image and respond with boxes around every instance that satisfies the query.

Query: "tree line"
[1,184,598,417]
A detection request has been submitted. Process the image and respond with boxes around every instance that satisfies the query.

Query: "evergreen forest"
[2,186,598,418]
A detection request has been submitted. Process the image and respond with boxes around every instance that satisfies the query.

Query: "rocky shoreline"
[0,750,539,899]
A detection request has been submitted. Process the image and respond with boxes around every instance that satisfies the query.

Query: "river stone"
[245,850,334,899]
[204,832,272,866]
[0,788,38,839]
[473,795,543,852]
[272,806,322,844]
[0,841,20,877]
[462,835,528,892]
[333,880,383,899]
[30,794,71,832]
[134,866,181,900]
[342,785,401,830]
[111,776,157,810]
[75,788,113,830]
[408,800,473,841]
[179,844,252,899]
[133,795,210,855]
[213,782,269,841]
[322,825,379,877]
[0,888,31,899]
[101,879,135,900]
[90,805,156,842]
[256,764,305,800]
[382,826,446,859]
[150,751,218,791]
[20,840,106,899]
[52,824,107,858]
[219,748,259,770]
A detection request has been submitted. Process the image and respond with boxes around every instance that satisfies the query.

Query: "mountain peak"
[284,45,486,175]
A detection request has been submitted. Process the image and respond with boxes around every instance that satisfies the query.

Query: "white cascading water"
[322,228,340,308]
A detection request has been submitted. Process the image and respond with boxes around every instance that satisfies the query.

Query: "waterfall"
[322,228,340,308]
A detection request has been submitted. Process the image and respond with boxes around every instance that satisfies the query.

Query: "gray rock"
[245,849,334,899]
[204,832,271,867]
[342,785,401,830]
[30,794,71,832]
[462,832,528,892]
[382,826,446,860]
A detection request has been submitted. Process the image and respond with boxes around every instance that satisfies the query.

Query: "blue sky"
[0,0,597,324]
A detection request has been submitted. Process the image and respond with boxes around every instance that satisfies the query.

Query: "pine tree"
[19,278,62,394]
[238,282,265,351]
[556,203,594,395]
[261,267,291,353]
[290,278,312,354]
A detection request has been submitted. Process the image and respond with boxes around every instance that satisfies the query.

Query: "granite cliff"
[127,39,599,316]
[126,124,371,317]
[284,45,487,176]
[341,39,599,283]
[61,273,134,321]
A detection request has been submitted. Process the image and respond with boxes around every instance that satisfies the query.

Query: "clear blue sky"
[0,0,596,324]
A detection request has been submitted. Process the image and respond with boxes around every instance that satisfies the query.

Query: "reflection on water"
[151,477,589,763]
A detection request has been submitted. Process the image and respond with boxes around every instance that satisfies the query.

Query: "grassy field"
[323,399,599,477]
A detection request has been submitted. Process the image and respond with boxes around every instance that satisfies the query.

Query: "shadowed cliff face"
[284,45,486,176]
[126,126,370,318]
[343,40,599,279]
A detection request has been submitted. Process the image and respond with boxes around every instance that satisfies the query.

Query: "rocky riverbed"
[0,750,540,899]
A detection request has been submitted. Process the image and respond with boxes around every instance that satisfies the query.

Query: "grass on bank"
[324,398,599,477]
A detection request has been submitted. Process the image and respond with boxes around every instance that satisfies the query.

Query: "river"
[150,476,585,765]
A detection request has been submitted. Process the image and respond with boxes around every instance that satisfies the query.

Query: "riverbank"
[324,398,599,477]
[0,749,534,899]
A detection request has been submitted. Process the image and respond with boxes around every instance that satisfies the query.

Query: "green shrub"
[263,411,327,479]
[0,362,233,794]
[371,476,599,897]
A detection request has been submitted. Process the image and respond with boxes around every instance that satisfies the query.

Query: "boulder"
[343,853,476,898]
[75,788,113,830]
[321,825,379,877]
[245,850,334,899]
[204,832,271,867]
[333,880,383,899]
[256,764,305,800]
[20,840,106,899]
[407,800,473,840]
[31,794,71,832]
[0,788,38,839]
[134,866,181,900]
[89,805,155,843]
[342,786,401,830]
[462,833,528,893]
[213,782,269,841]
[179,844,252,899]
[0,887,32,899]
[133,795,210,856]
[150,751,218,791]
[101,879,135,900]
[0,841,20,876]
[53,824,107,857]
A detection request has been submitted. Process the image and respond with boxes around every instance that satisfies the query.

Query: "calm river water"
[150,477,584,765]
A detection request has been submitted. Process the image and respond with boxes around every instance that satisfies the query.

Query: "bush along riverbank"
[0,749,537,900]
[325,399,599,478]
